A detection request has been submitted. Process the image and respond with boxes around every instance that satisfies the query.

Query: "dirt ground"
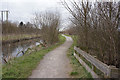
[29,35,73,78]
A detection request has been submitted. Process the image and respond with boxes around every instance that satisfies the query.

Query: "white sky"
[0,0,119,29]
[0,0,70,25]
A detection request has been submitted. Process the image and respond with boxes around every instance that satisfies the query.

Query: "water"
[2,39,43,63]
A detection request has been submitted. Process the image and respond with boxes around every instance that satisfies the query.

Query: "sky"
[0,0,71,29]
[0,0,119,29]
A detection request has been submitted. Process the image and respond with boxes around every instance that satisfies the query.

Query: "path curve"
[29,35,73,78]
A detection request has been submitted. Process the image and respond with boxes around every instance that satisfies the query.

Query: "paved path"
[29,35,73,78]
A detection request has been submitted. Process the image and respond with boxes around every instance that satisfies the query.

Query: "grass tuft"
[70,71,78,75]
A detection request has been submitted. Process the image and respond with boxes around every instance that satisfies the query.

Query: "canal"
[2,38,43,64]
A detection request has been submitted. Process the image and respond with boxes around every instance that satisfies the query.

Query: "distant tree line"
[2,10,61,46]
[62,1,120,68]
[2,21,41,35]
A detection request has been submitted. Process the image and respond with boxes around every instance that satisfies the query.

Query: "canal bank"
[2,37,42,64]
[2,35,66,78]
[2,36,41,45]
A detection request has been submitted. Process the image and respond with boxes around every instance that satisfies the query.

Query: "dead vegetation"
[62,0,120,68]
[33,11,61,45]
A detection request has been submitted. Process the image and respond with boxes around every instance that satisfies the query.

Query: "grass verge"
[2,34,66,78]
[75,51,104,77]
[67,35,104,78]
[67,35,92,78]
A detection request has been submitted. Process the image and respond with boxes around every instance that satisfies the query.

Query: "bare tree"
[33,11,61,45]
[62,0,120,68]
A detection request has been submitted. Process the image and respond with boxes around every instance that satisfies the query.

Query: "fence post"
[92,56,96,71]
[109,66,120,78]
[92,65,94,71]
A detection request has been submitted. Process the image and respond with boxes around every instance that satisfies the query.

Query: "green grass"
[75,51,92,69]
[67,35,92,78]
[68,35,104,78]
[2,34,66,78]
[93,65,104,77]
[76,52,104,77]
[70,71,78,75]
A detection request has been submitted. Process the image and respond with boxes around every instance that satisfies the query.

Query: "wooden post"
[92,65,94,71]
[109,66,120,78]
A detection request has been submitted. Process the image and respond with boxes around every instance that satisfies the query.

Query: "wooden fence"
[74,46,120,78]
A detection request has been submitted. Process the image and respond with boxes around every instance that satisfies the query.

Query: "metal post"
[6,11,8,22]
[1,11,3,23]
[1,10,9,22]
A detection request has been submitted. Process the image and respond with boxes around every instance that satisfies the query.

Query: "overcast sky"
[0,0,119,29]
[0,0,70,27]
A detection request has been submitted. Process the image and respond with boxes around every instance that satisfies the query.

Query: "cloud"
[0,0,63,23]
